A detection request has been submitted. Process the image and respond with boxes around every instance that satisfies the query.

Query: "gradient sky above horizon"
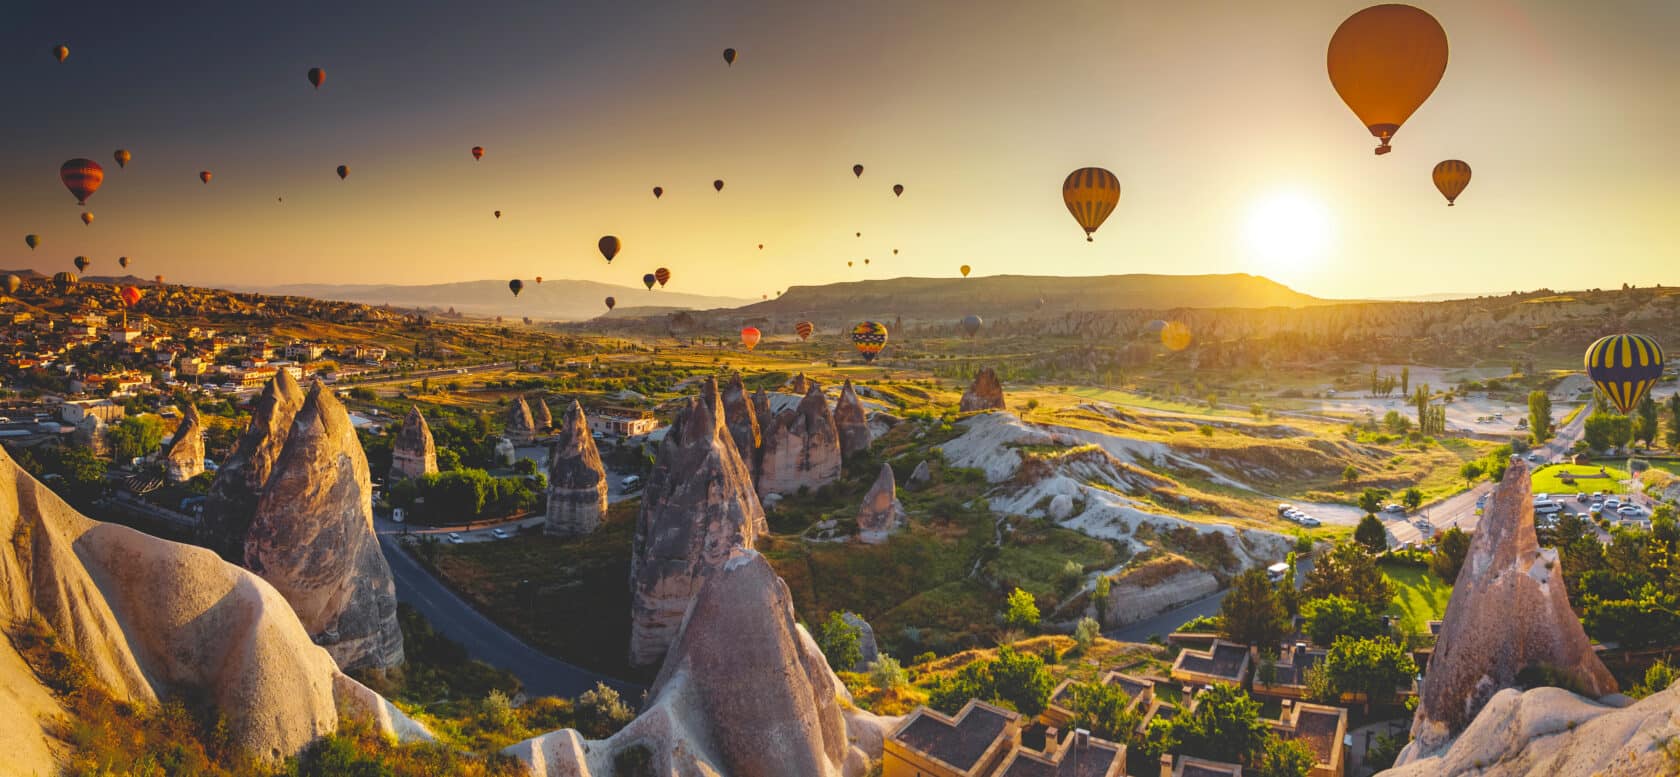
[3,0,1678,300]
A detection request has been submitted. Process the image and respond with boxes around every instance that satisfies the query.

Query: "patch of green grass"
[1381,560,1452,636]
[1531,463,1629,496]
[987,519,1118,601]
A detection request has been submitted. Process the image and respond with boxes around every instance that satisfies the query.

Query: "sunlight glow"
[1242,190,1333,277]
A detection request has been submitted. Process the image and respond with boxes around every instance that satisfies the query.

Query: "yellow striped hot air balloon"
[1062,167,1120,242]
[1432,160,1471,206]
[1585,334,1664,414]
[851,321,888,363]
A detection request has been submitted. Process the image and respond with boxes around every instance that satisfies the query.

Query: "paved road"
[378,534,641,699]
[1104,556,1313,644]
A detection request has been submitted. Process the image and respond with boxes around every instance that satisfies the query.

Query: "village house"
[1169,640,1251,688]
[884,700,1021,777]
[1268,701,1348,777]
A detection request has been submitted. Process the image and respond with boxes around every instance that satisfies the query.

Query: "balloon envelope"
[24,235,39,251]
[199,171,212,184]
[336,165,349,180]
[795,320,814,341]
[960,265,971,277]
[851,321,888,363]
[599,235,621,262]
[81,213,94,226]
[642,273,656,290]
[713,179,724,191]
[652,186,663,198]
[655,268,671,287]
[1585,334,1664,414]
[740,326,761,350]
[120,286,142,306]
[119,256,129,268]
[961,314,982,337]
[53,45,69,63]
[1063,167,1120,241]
[604,296,616,311]
[494,210,501,218]
[2,275,20,295]
[53,272,78,293]
[1326,4,1449,155]
[508,279,524,296]
[893,184,903,197]
[74,257,89,272]
[723,48,736,65]
[114,149,131,168]
[307,67,325,88]
[60,159,104,205]
[471,146,484,160]
[1432,159,1471,205]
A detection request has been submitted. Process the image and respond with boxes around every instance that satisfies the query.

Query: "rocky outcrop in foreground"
[389,405,437,481]
[546,401,608,538]
[199,370,307,561]
[0,447,427,775]
[959,366,1006,412]
[628,378,766,667]
[757,384,842,500]
[856,463,905,544]
[163,402,206,482]
[833,378,872,457]
[721,373,761,472]
[245,384,404,671]
[506,549,891,777]
[505,396,537,444]
[1404,459,1615,758]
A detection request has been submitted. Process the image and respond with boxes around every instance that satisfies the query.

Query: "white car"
[1604,498,1622,510]
[490,528,509,539]
[447,532,462,542]
[1298,516,1322,528]
[1616,505,1645,518]
[1533,493,1550,504]
[1383,504,1405,514]
[1535,501,1563,515]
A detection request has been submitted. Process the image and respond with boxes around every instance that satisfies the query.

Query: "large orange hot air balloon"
[80,212,94,226]
[655,268,671,287]
[53,45,69,63]
[1327,4,1449,156]
[795,320,814,340]
[199,171,212,184]
[472,146,484,161]
[336,165,349,180]
[1063,167,1120,242]
[120,285,143,307]
[1431,159,1471,205]
[723,48,737,66]
[599,236,621,262]
[60,159,104,205]
[740,326,761,350]
[307,67,325,89]
[114,149,131,168]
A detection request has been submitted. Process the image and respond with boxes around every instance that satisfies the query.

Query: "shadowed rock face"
[245,384,403,671]
[721,373,761,473]
[527,394,553,431]
[546,401,607,538]
[856,463,904,544]
[389,405,437,481]
[628,378,766,667]
[788,372,809,395]
[834,378,872,458]
[505,396,536,444]
[757,384,842,500]
[199,370,307,562]
[162,402,205,482]
[960,366,1006,412]
[1405,458,1617,757]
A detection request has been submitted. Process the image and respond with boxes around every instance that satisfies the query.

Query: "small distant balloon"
[508,279,524,297]
[652,186,663,198]
[120,285,142,306]
[60,159,104,205]
[472,146,484,161]
[119,256,129,268]
[155,274,164,284]
[795,320,814,340]
[642,273,656,290]
[604,296,616,311]
[864,258,870,265]
[75,256,90,272]
[599,235,620,262]
[893,183,903,197]
[723,48,737,66]
[757,243,764,250]
[848,261,853,267]
[534,276,543,284]
[960,264,971,277]
[307,67,325,89]
[852,164,864,178]
[740,326,761,350]
[1432,159,1471,206]
[655,267,671,287]
[114,149,131,168]
[494,210,502,219]
[53,272,78,294]
[25,235,39,251]
[1161,321,1193,351]
[53,44,69,63]
[892,248,899,255]
[199,171,212,184]
[960,314,982,337]
[855,231,861,238]
[713,179,724,192]
[336,165,349,180]
[2,275,20,295]
[81,212,94,226]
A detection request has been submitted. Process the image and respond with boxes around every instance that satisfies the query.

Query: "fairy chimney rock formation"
[505,395,537,444]
[721,373,762,469]
[244,384,404,671]
[200,370,306,561]
[788,372,809,394]
[162,402,205,482]
[628,378,766,667]
[546,401,608,538]
[1406,457,1617,758]
[833,379,873,457]
[528,394,553,431]
[757,384,842,501]
[856,463,905,544]
[959,366,1006,412]
[389,406,437,481]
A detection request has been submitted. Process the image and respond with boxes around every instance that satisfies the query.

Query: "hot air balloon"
[795,320,814,341]
[1161,321,1194,352]
[960,265,971,277]
[1432,159,1471,206]
[494,210,502,219]
[642,273,657,290]
[119,256,129,268]
[599,235,621,263]
[508,279,524,297]
[892,249,898,255]
[852,164,864,178]
[154,274,164,285]
[1144,319,1168,336]
[307,67,325,89]
[893,184,903,197]
[655,268,671,287]
[60,159,104,205]
[24,235,39,251]
[120,285,142,307]
[534,276,543,284]
[2,275,20,295]
[856,232,862,238]
[851,321,888,363]
[114,149,131,168]
[74,256,90,272]
[960,314,982,337]
[53,272,78,294]
[199,171,212,184]
[80,212,94,226]
[472,146,484,161]
[53,45,69,63]
[1063,167,1120,242]
[740,326,761,351]
[713,179,724,192]
[848,261,853,267]
[1585,334,1664,414]
[652,186,663,198]
[723,48,737,66]
[758,243,764,250]
[336,165,349,180]
[1327,4,1449,156]
[864,258,870,265]
[604,296,616,311]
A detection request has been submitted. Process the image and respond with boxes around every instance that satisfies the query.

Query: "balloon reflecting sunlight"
[1242,190,1332,281]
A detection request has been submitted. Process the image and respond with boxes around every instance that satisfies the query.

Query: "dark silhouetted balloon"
[472,146,484,161]
[53,45,70,63]
[535,276,542,284]
[1063,167,1120,241]
[961,314,982,337]
[1585,334,1664,414]
[199,170,212,184]
[757,243,764,250]
[795,320,813,340]
[53,272,78,294]
[494,210,501,218]
[655,267,670,287]
[723,48,737,66]
[892,248,899,255]
[1327,4,1448,156]
[336,165,349,180]
[847,261,853,267]
[120,286,142,306]
[864,258,870,265]
[893,183,903,196]
[508,279,524,297]
[642,273,656,290]
[81,212,94,226]
[114,149,131,168]
[713,179,724,192]
[74,257,89,272]
[853,164,864,178]
[740,326,761,350]
[61,159,104,205]
[24,235,39,251]
[652,186,663,198]
[604,296,616,311]
[1432,159,1471,206]
[119,256,129,268]
[599,235,620,262]
[307,67,325,89]
[851,321,888,362]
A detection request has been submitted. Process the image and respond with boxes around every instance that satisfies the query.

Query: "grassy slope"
[1531,463,1630,496]
[1381,561,1453,636]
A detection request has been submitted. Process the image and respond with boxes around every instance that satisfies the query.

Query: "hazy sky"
[3,1,1678,300]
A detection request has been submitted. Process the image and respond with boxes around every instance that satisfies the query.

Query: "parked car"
[1267,562,1290,583]
[447,532,462,541]
[1277,503,1295,517]
[1616,504,1645,518]
[1589,504,1604,516]
[490,528,508,539]
[1605,498,1622,510]
[1298,516,1321,528]
[1415,520,1435,537]
[1576,492,1590,502]
[1535,501,1564,515]
[1383,504,1404,514]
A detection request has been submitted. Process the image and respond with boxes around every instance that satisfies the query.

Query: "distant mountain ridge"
[241,279,752,321]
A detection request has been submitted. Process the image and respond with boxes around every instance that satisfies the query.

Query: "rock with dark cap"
[833,378,873,458]
[545,401,608,538]
[959,366,1006,412]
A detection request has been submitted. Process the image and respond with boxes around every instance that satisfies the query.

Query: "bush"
[1073,617,1101,652]
[816,612,863,671]
[868,656,908,691]
[480,689,517,733]
[1005,587,1041,629]
[574,682,635,738]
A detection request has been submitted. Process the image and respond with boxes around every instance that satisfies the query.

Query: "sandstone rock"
[505,395,537,444]
[545,401,607,538]
[0,446,427,774]
[788,372,809,394]
[73,412,108,456]
[493,435,516,466]
[841,612,880,673]
[856,463,905,544]
[757,384,842,500]
[752,386,773,431]
[245,384,404,671]
[721,373,762,471]
[389,405,437,481]
[1048,493,1075,520]
[628,378,766,667]
[528,394,553,431]
[163,402,206,482]
[907,459,933,489]
[833,378,873,458]
[1406,458,1616,756]
[200,370,307,562]
[959,366,1006,412]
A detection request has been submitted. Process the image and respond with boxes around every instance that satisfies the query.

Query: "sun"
[1242,190,1333,277]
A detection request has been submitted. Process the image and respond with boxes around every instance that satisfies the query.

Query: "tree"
[1665,393,1680,449]
[108,414,164,462]
[1341,464,1359,484]
[1073,617,1101,652]
[1219,568,1288,648]
[1354,514,1388,554]
[1402,487,1424,511]
[1160,683,1271,765]
[1005,587,1041,629]
[1356,488,1389,516]
[1093,576,1112,625]
[574,682,636,738]
[1584,411,1632,453]
[868,656,908,691]
[928,646,1057,717]
[815,612,862,672]
[1302,595,1385,646]
[1528,390,1554,443]
[1633,394,1660,449]
[1321,636,1418,713]
[1400,366,1410,396]
[1303,542,1392,612]
[1064,680,1140,743]
[1431,526,1471,582]
[1257,737,1317,777]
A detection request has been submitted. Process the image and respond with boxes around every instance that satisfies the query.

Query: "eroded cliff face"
[959,367,1006,412]
[163,401,206,482]
[546,401,608,538]
[833,379,872,458]
[757,384,842,500]
[245,384,404,671]
[199,370,307,562]
[721,373,762,475]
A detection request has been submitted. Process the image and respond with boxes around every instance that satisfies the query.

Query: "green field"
[1530,463,1630,496]
[1381,561,1452,636]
